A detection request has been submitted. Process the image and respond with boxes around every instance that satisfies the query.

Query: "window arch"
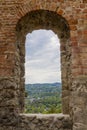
[16,10,71,114]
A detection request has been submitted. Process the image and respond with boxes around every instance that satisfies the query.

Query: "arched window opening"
[16,10,71,114]
[25,29,62,114]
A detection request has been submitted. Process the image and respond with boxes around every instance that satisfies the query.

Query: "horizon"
[25,82,61,85]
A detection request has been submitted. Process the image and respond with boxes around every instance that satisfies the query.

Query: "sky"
[25,29,61,84]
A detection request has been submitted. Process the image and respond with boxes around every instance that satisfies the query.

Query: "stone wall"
[0,0,87,130]
[18,114,72,130]
[0,114,72,130]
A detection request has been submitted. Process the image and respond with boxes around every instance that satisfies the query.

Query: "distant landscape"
[25,83,62,114]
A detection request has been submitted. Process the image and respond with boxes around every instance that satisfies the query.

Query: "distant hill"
[26,82,61,87]
[25,82,61,97]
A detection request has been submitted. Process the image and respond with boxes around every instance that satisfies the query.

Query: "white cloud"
[25,29,61,84]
